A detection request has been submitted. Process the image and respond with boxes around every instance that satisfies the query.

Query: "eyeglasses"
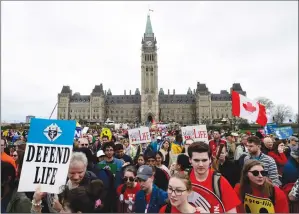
[249,170,268,177]
[123,176,135,182]
[167,188,187,196]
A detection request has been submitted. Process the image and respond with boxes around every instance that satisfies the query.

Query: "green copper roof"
[145,15,153,36]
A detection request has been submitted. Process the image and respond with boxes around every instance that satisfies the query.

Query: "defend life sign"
[181,125,209,144]
[128,127,150,144]
[18,118,76,194]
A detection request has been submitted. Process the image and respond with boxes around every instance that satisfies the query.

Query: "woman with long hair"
[234,160,289,213]
[156,151,171,176]
[159,139,172,167]
[268,140,288,176]
[159,172,207,213]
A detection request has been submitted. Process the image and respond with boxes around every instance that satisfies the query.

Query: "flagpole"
[49,103,58,119]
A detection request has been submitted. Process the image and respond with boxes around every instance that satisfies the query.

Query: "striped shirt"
[244,152,281,187]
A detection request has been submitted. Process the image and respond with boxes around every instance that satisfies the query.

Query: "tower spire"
[145,9,154,37]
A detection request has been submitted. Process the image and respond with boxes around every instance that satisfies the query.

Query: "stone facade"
[57,15,246,125]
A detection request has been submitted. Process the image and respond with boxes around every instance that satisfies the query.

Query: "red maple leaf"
[243,102,256,113]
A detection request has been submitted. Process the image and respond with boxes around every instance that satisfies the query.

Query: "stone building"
[57,14,246,125]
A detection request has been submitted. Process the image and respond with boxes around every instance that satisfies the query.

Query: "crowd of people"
[1,126,299,213]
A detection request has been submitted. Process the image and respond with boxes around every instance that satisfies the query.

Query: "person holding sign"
[234,160,289,213]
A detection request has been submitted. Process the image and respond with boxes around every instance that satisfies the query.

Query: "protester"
[188,142,240,213]
[134,165,168,213]
[159,172,207,213]
[117,166,140,213]
[234,160,289,213]
[234,134,248,161]
[156,151,171,176]
[114,143,133,164]
[1,161,31,213]
[261,137,274,155]
[268,140,288,176]
[282,137,299,185]
[209,130,227,159]
[244,136,281,186]
[1,139,17,170]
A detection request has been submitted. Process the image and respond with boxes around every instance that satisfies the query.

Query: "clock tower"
[141,14,159,124]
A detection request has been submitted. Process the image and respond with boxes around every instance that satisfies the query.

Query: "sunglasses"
[249,170,268,177]
[123,177,135,182]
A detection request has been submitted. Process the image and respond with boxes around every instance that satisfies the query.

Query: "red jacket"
[268,151,287,175]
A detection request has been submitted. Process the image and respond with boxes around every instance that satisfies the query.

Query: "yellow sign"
[100,128,112,141]
[244,193,275,213]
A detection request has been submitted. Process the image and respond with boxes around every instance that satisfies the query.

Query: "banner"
[273,126,293,139]
[264,123,277,135]
[244,193,274,213]
[74,127,81,139]
[128,127,150,144]
[181,125,209,143]
[18,118,76,194]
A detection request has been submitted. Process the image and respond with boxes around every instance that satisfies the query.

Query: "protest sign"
[74,126,81,139]
[100,128,112,140]
[81,127,89,135]
[244,194,274,213]
[264,123,277,135]
[18,118,76,194]
[128,127,151,144]
[181,125,209,143]
[273,126,293,139]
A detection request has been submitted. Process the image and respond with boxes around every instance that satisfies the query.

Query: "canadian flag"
[232,91,267,126]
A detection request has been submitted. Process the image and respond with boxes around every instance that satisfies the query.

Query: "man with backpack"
[188,142,240,213]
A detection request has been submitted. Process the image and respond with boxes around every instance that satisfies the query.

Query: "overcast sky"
[2,1,298,122]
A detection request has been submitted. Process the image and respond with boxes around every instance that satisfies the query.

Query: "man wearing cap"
[282,136,299,186]
[134,165,168,213]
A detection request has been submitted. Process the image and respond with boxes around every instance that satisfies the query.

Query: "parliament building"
[57,14,246,125]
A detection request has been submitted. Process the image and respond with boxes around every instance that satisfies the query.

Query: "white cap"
[231,132,239,137]
[97,150,105,157]
[157,136,162,140]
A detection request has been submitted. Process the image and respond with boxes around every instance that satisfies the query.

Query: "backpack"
[165,170,222,213]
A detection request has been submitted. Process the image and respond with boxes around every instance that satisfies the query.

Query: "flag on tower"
[232,91,267,126]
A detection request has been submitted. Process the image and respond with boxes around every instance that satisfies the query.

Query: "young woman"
[268,140,288,176]
[159,172,208,213]
[156,151,171,176]
[234,160,289,213]
[117,166,140,213]
[31,180,104,213]
[159,140,172,167]
[135,154,145,170]
[169,154,191,176]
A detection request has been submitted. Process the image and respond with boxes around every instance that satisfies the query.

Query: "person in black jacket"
[144,151,169,191]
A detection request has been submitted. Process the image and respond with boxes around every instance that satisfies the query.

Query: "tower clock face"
[146,41,153,46]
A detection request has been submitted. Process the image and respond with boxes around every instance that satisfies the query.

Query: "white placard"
[81,127,89,135]
[181,125,209,144]
[128,127,151,144]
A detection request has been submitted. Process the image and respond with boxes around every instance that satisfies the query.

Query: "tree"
[256,97,275,112]
[272,104,293,124]
[294,113,298,123]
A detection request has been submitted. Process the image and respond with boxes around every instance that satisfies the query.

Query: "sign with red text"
[181,125,209,143]
[128,127,151,144]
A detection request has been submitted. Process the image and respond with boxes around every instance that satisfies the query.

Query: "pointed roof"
[145,15,154,36]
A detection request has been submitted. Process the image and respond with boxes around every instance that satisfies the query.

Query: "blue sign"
[264,123,278,135]
[273,126,293,140]
[74,127,82,139]
[28,118,76,145]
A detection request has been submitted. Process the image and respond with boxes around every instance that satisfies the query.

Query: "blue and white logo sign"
[273,126,293,140]
[18,118,76,194]
[264,123,277,135]
[44,123,62,142]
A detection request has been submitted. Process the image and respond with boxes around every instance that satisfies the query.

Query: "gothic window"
[146,67,148,71]
[148,95,152,106]
[151,67,153,71]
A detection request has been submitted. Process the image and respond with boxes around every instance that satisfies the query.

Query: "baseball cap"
[96,150,105,158]
[136,165,153,181]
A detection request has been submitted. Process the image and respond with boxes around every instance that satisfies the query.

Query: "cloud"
[1,1,298,122]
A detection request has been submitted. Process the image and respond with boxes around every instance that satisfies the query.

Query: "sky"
[1,1,298,123]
